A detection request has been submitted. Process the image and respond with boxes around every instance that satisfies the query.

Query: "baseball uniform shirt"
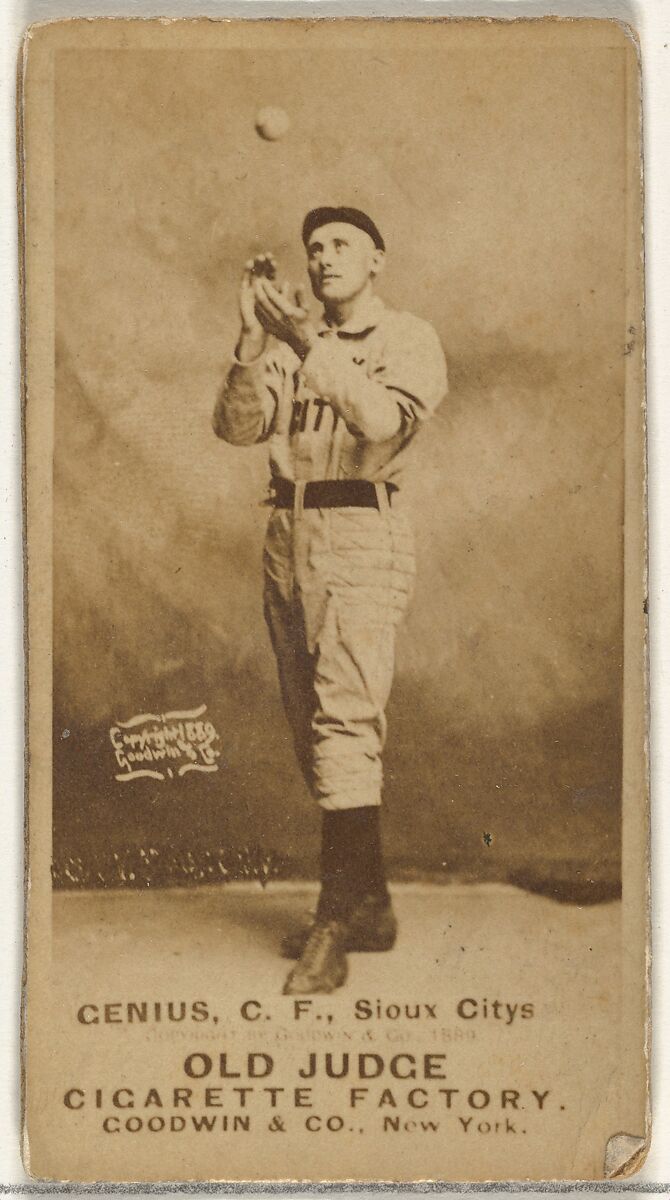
[215,295,447,810]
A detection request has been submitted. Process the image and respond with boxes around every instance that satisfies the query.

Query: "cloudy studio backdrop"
[52,30,626,899]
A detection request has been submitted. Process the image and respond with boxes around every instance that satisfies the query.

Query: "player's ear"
[370,248,385,279]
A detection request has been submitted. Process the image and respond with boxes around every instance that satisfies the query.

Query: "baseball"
[255,106,290,141]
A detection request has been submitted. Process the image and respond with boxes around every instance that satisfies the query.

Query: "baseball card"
[20,15,648,1182]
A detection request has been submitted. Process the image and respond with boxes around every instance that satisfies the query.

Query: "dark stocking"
[316,807,389,921]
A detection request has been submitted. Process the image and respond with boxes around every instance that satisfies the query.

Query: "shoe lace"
[300,921,341,970]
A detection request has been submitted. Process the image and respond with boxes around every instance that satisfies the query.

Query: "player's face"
[306,223,383,305]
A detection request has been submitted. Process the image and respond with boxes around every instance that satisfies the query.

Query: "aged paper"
[21,16,647,1183]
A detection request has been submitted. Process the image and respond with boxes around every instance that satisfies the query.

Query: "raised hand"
[240,254,277,332]
[253,279,317,361]
[236,254,278,362]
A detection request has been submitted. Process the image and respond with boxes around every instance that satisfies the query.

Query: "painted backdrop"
[52,30,630,896]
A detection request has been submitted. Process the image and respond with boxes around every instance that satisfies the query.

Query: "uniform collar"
[318,295,385,339]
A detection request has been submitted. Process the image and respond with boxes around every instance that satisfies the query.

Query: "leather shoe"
[282,919,348,994]
[281,896,397,960]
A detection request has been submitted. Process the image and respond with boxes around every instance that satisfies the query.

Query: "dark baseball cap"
[302,206,385,252]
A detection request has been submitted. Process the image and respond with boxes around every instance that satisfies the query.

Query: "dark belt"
[269,478,398,510]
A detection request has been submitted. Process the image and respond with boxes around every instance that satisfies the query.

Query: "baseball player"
[213,206,447,994]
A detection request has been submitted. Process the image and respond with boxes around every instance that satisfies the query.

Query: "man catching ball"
[213,206,447,995]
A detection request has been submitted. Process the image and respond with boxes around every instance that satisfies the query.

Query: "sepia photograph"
[21,15,647,1182]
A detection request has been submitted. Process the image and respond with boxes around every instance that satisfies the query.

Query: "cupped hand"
[240,254,277,332]
[253,279,317,360]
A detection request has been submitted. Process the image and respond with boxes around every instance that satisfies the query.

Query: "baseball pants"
[263,490,415,811]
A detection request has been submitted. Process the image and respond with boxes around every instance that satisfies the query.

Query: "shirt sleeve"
[300,315,448,443]
[212,346,286,446]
